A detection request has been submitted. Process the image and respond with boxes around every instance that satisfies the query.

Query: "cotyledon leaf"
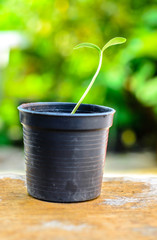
[102,37,126,52]
[74,43,101,53]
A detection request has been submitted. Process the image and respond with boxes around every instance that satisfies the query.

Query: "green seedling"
[71,37,126,114]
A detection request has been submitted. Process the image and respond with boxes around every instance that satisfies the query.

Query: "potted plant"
[18,37,126,203]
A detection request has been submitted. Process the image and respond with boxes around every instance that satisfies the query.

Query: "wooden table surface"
[0,173,157,240]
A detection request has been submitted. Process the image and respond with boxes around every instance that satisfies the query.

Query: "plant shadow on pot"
[18,102,115,203]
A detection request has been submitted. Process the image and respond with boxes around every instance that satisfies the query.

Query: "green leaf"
[74,43,101,53]
[102,37,126,52]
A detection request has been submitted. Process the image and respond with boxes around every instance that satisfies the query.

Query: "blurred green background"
[0,0,157,153]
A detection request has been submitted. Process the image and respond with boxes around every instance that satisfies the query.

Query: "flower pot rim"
[18,102,115,117]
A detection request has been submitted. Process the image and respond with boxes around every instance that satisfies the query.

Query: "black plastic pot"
[18,102,115,203]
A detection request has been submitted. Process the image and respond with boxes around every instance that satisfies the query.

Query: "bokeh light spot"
[55,0,69,13]
[8,125,22,141]
[121,129,136,147]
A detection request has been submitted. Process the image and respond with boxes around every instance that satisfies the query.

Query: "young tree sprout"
[71,37,126,114]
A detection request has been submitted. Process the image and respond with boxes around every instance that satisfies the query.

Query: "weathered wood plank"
[0,174,157,240]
